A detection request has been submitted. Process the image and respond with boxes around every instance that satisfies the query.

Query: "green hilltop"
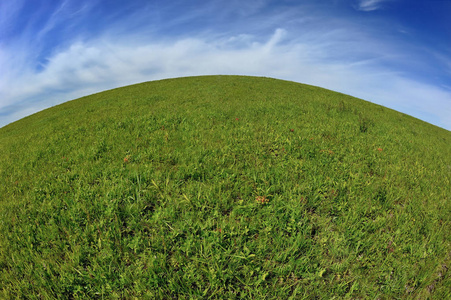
[1,75,450,299]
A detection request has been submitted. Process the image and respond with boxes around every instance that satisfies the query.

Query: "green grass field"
[1,75,450,299]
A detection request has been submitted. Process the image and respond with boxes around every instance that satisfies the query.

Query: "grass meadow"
[0,75,450,299]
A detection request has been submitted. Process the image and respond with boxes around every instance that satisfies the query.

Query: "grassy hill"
[0,75,450,299]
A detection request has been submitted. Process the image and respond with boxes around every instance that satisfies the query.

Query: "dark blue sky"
[1,0,450,129]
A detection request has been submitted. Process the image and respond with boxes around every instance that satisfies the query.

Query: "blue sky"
[1,0,450,130]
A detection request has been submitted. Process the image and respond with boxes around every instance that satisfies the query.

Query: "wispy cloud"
[0,0,25,37]
[356,0,390,11]
[2,25,450,129]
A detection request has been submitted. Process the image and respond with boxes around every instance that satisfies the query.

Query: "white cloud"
[1,27,450,130]
[356,0,389,11]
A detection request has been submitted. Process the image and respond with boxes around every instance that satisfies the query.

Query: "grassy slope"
[0,75,450,299]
